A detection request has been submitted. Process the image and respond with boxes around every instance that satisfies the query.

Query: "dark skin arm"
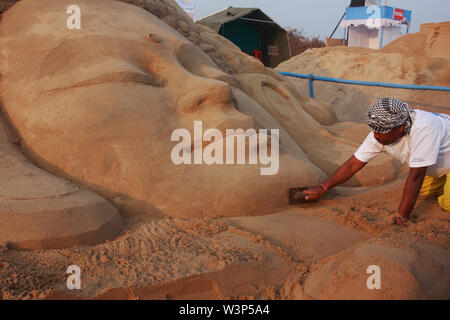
[398,166,427,219]
[304,156,428,223]
[303,155,367,200]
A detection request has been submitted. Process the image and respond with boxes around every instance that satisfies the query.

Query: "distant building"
[340,0,412,49]
[197,7,291,68]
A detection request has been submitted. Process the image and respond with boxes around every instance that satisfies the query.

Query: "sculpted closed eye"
[45,70,166,94]
[175,44,240,87]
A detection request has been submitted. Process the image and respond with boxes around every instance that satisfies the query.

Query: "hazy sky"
[194,0,450,39]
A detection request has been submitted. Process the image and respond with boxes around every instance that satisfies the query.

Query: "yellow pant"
[420,173,450,212]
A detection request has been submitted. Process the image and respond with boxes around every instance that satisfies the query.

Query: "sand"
[1,179,448,300]
[0,108,123,250]
[0,0,402,223]
[0,0,449,300]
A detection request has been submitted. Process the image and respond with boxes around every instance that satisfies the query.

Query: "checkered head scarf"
[367,98,415,134]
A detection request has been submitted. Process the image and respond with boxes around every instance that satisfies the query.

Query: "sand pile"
[0,0,448,300]
[387,22,450,60]
[277,23,450,122]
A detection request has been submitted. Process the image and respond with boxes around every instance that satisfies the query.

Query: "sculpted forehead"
[1,0,226,88]
[0,0,188,50]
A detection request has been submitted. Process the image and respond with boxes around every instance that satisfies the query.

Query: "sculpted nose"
[177,81,235,113]
[177,81,254,131]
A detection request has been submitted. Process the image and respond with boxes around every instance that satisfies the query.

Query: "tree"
[287,28,325,57]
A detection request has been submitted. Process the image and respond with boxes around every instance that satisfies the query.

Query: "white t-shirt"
[354,109,450,178]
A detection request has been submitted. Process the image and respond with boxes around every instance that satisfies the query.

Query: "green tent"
[197,7,291,68]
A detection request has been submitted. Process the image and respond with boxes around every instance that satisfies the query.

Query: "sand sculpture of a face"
[0,0,325,217]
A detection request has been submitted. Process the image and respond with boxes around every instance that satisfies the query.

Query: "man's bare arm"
[398,166,428,219]
[303,155,367,200]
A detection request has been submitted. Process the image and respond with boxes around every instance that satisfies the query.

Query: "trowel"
[288,187,317,205]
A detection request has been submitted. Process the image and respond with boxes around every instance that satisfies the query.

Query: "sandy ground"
[1,174,448,300]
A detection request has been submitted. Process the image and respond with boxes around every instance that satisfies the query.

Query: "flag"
[393,8,404,20]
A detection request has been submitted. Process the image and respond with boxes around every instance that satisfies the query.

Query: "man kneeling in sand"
[303,98,450,226]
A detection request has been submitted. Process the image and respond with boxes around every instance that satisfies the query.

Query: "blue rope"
[278,71,450,98]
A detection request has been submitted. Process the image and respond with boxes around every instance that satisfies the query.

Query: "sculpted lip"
[191,131,261,152]
[44,71,163,94]
[189,128,275,153]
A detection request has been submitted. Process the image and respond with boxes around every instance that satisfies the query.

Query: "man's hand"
[301,156,367,201]
[302,185,327,200]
